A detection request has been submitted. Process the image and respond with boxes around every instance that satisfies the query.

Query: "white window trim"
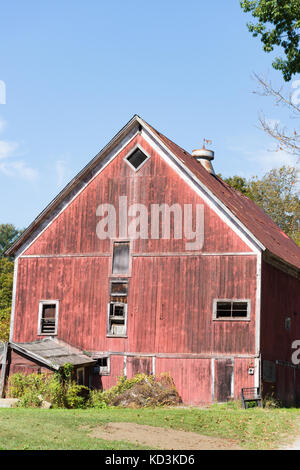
[110,239,133,278]
[212,299,251,321]
[37,300,59,335]
[123,143,151,172]
[94,355,111,376]
[107,302,128,337]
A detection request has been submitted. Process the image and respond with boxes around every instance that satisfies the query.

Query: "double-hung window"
[107,280,128,336]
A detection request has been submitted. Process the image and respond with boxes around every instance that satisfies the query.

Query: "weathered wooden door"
[215,359,233,402]
[126,356,152,378]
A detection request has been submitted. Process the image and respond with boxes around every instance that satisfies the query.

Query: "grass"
[0,403,299,450]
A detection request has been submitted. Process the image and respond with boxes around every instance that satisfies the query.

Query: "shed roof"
[5,115,300,271]
[11,338,96,370]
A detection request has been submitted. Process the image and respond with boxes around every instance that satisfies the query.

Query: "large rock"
[38,394,52,409]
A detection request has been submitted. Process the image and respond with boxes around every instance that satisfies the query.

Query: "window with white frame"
[38,300,59,335]
[213,300,250,320]
[112,241,130,275]
[124,146,150,171]
[107,280,128,336]
[93,356,111,376]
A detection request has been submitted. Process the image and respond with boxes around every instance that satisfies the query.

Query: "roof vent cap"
[192,142,215,175]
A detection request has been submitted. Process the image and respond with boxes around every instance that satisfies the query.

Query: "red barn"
[1,115,300,405]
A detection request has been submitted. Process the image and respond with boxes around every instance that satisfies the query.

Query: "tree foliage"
[0,224,22,341]
[0,224,22,257]
[240,0,300,81]
[0,257,14,341]
[223,165,300,245]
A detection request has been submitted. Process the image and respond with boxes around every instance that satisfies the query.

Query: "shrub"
[8,370,181,409]
[88,390,109,409]
[7,364,90,409]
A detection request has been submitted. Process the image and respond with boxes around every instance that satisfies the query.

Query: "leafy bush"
[88,390,109,409]
[7,369,181,409]
[7,364,90,409]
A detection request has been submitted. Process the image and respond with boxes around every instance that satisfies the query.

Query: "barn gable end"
[21,133,254,257]
[5,115,300,406]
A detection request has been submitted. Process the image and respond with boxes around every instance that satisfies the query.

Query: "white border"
[212,299,251,321]
[37,300,59,336]
[106,302,128,337]
[123,143,151,172]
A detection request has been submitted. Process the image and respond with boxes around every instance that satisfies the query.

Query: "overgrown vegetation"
[7,370,181,409]
[7,364,90,409]
[89,373,181,409]
[0,257,14,341]
[0,224,23,342]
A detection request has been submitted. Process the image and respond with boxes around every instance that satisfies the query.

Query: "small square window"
[125,147,149,171]
[110,280,128,296]
[93,357,111,376]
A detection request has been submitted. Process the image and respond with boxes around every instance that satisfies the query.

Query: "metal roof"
[10,338,96,370]
[146,120,300,272]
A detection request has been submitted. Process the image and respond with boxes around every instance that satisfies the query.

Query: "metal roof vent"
[192,143,215,175]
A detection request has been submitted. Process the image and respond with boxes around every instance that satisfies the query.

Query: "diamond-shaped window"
[125,147,149,171]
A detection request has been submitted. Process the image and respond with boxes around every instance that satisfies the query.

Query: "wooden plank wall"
[10,134,259,404]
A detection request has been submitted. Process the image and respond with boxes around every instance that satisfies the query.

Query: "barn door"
[127,356,152,378]
[215,359,233,402]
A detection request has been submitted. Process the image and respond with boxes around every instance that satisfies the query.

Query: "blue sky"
[0,0,299,229]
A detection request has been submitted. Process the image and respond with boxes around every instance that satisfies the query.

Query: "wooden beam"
[0,342,9,398]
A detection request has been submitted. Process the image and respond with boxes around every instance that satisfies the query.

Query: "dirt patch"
[87,422,241,450]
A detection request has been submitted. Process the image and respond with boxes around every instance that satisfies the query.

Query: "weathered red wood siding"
[13,255,257,356]
[156,358,212,405]
[9,350,52,376]
[23,135,252,256]
[260,261,300,405]
[11,134,258,404]
[93,355,124,390]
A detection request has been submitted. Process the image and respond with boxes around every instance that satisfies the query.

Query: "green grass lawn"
[0,404,299,450]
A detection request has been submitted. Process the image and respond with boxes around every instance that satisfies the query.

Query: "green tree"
[240,0,300,81]
[0,257,14,341]
[0,224,22,341]
[223,165,300,245]
[219,175,252,197]
[0,224,22,257]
